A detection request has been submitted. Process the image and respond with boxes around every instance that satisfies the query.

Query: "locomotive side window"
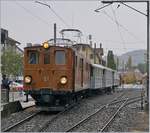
[44,53,50,64]
[55,51,66,64]
[28,51,39,64]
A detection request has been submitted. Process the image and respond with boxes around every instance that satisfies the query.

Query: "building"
[72,43,104,65]
[120,69,143,84]
[1,28,23,54]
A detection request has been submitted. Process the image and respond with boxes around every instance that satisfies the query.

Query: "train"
[23,41,120,111]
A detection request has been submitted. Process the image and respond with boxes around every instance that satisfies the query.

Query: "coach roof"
[92,64,116,72]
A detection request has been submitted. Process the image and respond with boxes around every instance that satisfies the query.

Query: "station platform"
[1,90,35,109]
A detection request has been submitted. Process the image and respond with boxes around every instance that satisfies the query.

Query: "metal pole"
[94,43,96,64]
[146,1,149,107]
[54,23,56,46]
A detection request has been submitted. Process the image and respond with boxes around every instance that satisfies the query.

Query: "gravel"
[1,88,142,132]
[1,107,37,130]
[106,101,147,132]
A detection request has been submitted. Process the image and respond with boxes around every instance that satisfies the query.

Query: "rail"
[65,92,126,132]
[66,95,141,132]
[2,111,41,132]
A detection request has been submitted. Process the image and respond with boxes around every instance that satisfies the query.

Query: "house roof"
[7,37,21,44]
[16,45,24,53]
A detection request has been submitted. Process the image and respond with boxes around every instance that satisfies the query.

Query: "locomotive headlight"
[60,77,67,84]
[24,76,32,84]
[43,42,49,49]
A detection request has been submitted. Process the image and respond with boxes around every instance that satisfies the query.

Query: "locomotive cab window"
[55,51,66,64]
[28,51,39,64]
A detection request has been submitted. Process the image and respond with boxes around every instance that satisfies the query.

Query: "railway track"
[65,96,141,132]
[39,92,126,132]
[38,99,85,132]
[2,111,41,132]
[2,93,121,132]
[100,97,141,132]
[2,90,142,132]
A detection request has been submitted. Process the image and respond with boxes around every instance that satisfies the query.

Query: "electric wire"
[14,1,50,26]
[110,5,127,52]
[97,4,145,44]
[36,1,70,28]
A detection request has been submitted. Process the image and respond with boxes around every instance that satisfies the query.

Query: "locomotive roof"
[24,45,74,50]
[92,64,106,69]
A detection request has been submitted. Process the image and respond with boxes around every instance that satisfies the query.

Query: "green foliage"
[1,49,23,77]
[137,63,147,74]
[116,57,119,70]
[107,50,116,70]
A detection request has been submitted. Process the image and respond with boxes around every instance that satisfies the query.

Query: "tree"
[121,60,125,71]
[116,57,119,71]
[107,50,116,70]
[137,63,147,74]
[1,49,23,78]
[126,56,132,70]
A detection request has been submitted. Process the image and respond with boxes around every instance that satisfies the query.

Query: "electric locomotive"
[23,42,91,111]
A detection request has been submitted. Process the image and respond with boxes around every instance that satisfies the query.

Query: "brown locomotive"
[23,42,91,110]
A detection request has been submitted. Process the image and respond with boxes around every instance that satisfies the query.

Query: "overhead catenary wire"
[14,1,50,26]
[102,10,145,44]
[101,40,146,44]
[96,4,145,44]
[110,5,127,52]
[35,1,70,28]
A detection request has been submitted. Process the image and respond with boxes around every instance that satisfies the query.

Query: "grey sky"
[1,0,147,56]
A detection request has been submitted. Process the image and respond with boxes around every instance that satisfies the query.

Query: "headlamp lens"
[43,42,49,49]
[24,76,32,84]
[60,77,67,84]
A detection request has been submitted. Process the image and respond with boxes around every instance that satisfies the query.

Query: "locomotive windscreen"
[55,50,66,64]
[28,50,39,64]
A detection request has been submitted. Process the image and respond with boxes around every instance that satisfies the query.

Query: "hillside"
[103,49,146,70]
[118,49,146,66]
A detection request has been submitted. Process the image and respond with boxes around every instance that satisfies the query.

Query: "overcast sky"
[1,0,147,56]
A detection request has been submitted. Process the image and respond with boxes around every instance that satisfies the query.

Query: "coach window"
[55,51,66,64]
[90,65,93,76]
[44,53,50,64]
[28,51,39,64]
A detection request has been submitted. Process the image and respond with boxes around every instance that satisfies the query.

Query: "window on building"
[55,51,66,64]
[44,53,50,64]
[82,46,86,51]
[28,51,39,64]
[90,54,93,59]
